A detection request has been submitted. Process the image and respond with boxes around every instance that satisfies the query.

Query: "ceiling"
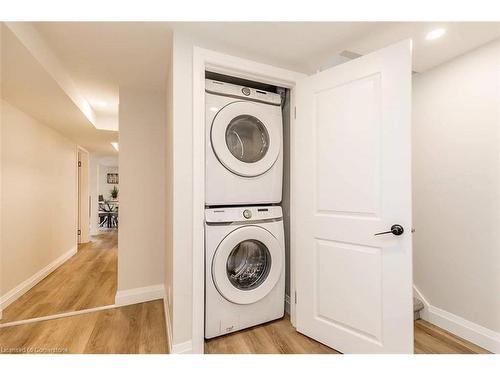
[171,22,500,73]
[2,22,499,157]
[1,22,172,157]
[34,22,172,124]
[1,24,117,156]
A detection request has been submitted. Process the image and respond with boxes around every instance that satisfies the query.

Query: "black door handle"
[374,224,404,236]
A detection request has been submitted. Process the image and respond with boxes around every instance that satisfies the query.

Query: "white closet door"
[293,40,413,353]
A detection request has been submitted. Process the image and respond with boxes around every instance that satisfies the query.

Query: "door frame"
[192,46,305,353]
[76,145,90,244]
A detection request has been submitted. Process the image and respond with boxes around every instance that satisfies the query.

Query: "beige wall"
[1,100,77,295]
[413,40,500,333]
[117,87,166,291]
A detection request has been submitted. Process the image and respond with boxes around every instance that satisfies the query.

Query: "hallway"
[0,232,117,324]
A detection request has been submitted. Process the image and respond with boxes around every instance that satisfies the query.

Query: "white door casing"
[294,40,413,353]
[77,148,90,244]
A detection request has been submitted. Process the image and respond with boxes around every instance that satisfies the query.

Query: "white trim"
[114,284,165,306]
[0,246,77,310]
[412,284,430,320]
[163,293,173,353]
[172,340,193,354]
[0,304,115,328]
[413,284,499,353]
[427,305,500,354]
[192,46,305,355]
[76,145,90,244]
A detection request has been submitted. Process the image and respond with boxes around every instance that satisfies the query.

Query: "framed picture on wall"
[107,173,119,184]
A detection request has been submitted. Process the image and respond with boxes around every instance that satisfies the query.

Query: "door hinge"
[78,161,82,167]
[77,229,81,235]
[294,291,297,304]
[294,106,296,119]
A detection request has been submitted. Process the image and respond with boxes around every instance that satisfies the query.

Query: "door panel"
[316,74,381,217]
[316,239,382,343]
[294,40,413,353]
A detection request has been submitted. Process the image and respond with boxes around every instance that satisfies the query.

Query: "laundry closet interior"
[203,70,294,338]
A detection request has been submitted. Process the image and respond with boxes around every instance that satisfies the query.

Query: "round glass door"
[211,101,281,177]
[225,115,269,163]
[212,225,283,305]
[226,239,271,290]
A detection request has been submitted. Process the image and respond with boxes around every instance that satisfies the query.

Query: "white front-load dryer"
[205,79,283,206]
[205,206,285,339]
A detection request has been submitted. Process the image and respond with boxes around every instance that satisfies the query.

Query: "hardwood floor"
[0,231,117,323]
[0,306,489,354]
[205,316,491,354]
[414,319,490,354]
[0,300,168,354]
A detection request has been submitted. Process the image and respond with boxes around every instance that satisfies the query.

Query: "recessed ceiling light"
[111,142,119,151]
[426,28,446,41]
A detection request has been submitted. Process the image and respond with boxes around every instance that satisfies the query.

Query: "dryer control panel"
[205,206,282,223]
[205,79,282,106]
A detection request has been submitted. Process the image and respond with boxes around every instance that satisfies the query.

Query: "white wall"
[117,87,165,292]
[1,100,77,296]
[413,40,500,337]
[99,165,119,200]
[164,39,174,331]
[168,33,195,348]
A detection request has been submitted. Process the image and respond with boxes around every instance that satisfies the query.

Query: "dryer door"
[212,225,283,305]
[211,101,281,177]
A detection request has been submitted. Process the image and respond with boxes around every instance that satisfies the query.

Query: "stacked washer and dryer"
[204,78,286,338]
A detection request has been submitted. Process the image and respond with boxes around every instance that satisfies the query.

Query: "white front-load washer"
[205,205,285,339]
[205,79,283,206]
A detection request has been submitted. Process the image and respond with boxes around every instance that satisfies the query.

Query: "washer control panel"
[205,206,282,223]
[205,79,282,105]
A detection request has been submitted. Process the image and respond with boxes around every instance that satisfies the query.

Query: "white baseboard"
[115,284,165,306]
[412,285,430,320]
[0,245,77,310]
[172,340,193,354]
[285,294,290,314]
[413,284,500,353]
[163,294,173,353]
[427,305,500,353]
[162,292,194,354]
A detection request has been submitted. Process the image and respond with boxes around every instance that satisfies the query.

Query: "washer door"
[212,226,283,305]
[211,101,280,177]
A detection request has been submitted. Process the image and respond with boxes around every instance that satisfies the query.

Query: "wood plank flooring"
[205,315,338,354]
[0,306,489,354]
[0,300,168,354]
[0,231,117,323]
[205,316,491,354]
[414,319,490,354]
